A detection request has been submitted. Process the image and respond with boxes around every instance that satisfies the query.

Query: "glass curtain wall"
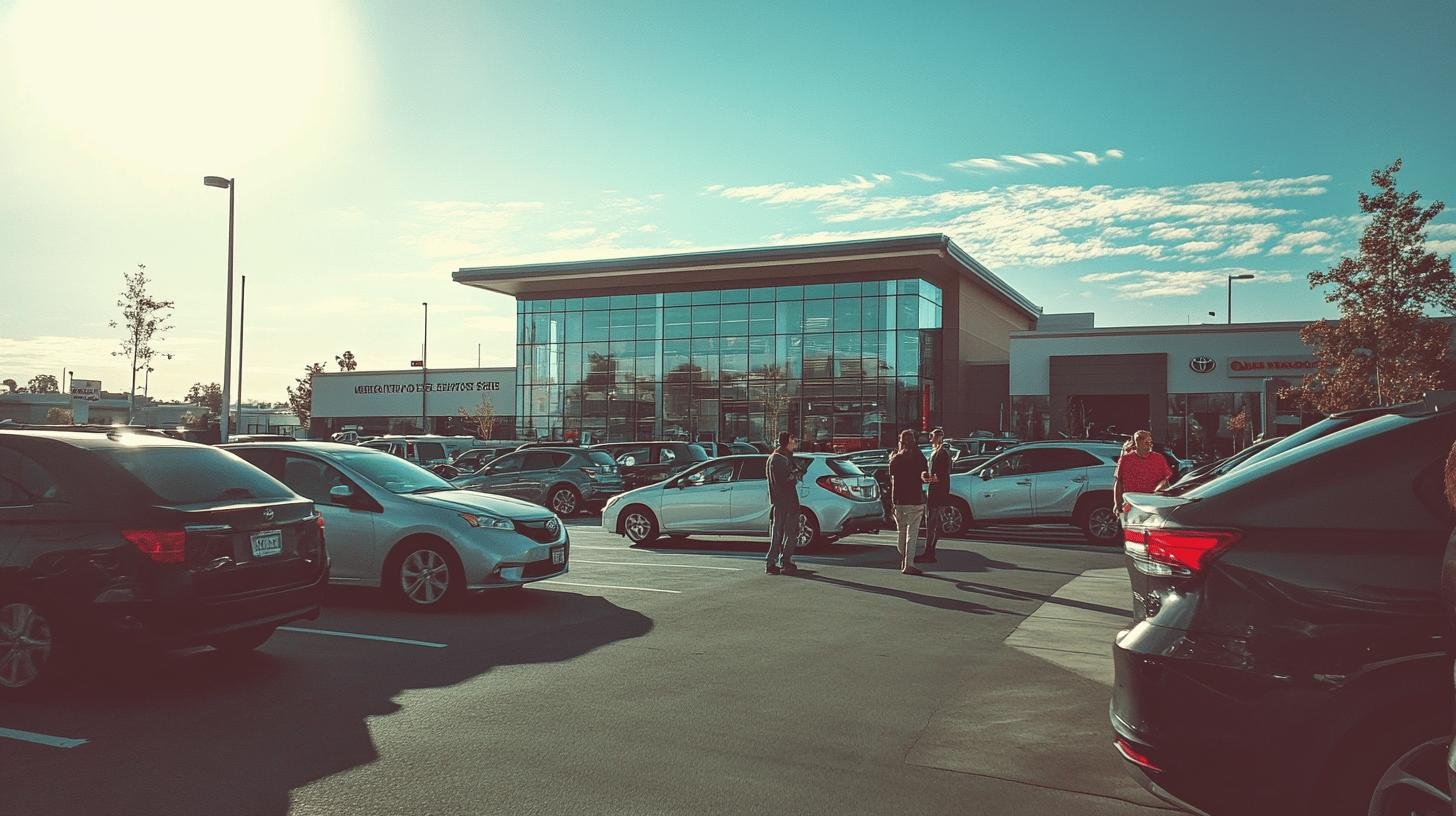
[515,279,942,449]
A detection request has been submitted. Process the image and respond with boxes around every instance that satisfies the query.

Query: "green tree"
[335,350,358,371]
[110,263,175,423]
[27,374,59,393]
[286,362,327,426]
[45,406,73,424]
[186,382,223,415]
[1286,159,1455,412]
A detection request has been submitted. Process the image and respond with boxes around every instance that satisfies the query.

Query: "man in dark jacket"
[765,431,801,575]
[919,427,952,564]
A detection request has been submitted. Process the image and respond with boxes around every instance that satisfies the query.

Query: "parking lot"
[0,518,1170,816]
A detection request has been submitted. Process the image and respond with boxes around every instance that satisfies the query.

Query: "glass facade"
[515,279,943,450]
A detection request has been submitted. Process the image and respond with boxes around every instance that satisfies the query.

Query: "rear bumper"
[835,512,884,536]
[92,571,327,647]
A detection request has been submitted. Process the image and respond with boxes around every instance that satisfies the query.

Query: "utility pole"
[237,274,246,430]
[421,302,429,433]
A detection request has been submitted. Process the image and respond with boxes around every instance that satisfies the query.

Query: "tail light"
[1124,527,1239,576]
[817,475,855,499]
[315,514,326,532]
[1114,738,1162,773]
[123,529,187,564]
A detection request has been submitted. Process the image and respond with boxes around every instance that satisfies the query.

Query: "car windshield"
[100,446,295,505]
[326,449,454,494]
[1225,413,1377,474]
[826,457,866,476]
[685,444,709,462]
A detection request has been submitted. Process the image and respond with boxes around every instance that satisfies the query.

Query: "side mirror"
[329,484,356,503]
[980,470,993,481]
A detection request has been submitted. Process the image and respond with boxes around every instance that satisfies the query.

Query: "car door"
[1029,448,1100,519]
[659,460,738,532]
[517,451,567,504]
[969,450,1041,520]
[726,456,772,532]
[466,451,524,497]
[277,453,378,581]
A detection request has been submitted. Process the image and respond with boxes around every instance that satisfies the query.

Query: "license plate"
[250,530,283,558]
[550,546,565,565]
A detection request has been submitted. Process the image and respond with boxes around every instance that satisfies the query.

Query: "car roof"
[221,440,367,453]
[997,440,1124,451]
[0,427,196,450]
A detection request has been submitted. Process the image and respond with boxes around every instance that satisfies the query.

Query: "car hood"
[609,482,667,506]
[404,490,555,521]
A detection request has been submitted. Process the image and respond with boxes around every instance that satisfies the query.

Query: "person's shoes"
[780,561,800,574]
[766,565,782,575]
[913,554,936,564]
[901,565,924,576]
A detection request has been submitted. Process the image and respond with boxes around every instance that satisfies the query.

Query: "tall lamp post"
[203,175,236,443]
[421,302,429,433]
[1227,273,1255,324]
[237,274,246,431]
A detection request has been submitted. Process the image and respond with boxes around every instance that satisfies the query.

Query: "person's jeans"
[893,504,926,568]
[924,503,943,556]
[767,503,799,568]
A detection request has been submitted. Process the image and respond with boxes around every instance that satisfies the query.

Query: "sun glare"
[2,0,363,171]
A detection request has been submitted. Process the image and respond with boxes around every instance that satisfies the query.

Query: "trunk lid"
[153,497,323,598]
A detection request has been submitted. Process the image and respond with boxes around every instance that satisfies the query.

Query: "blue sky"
[2,0,1453,401]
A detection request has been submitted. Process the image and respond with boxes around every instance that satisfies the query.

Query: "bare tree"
[110,264,174,424]
[457,396,497,439]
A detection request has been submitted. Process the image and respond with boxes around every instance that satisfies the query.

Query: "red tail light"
[1124,527,1239,575]
[122,529,187,564]
[1114,738,1162,773]
[816,475,853,499]
[315,514,326,531]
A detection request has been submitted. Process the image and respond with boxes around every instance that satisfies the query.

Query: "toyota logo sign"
[1189,356,1217,374]
[262,508,275,522]
[546,518,561,537]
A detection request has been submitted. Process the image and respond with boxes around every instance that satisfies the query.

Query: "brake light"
[315,514,326,531]
[1114,738,1162,773]
[817,475,854,499]
[122,529,187,564]
[1124,527,1239,575]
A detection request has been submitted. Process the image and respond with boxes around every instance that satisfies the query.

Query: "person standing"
[765,431,801,575]
[919,427,952,564]
[888,428,930,575]
[1113,430,1173,510]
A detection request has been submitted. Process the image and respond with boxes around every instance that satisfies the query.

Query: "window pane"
[564,313,583,343]
[691,289,720,305]
[775,300,804,334]
[692,337,720,379]
[859,296,881,332]
[663,306,691,339]
[663,339,692,377]
[775,285,803,300]
[584,310,609,342]
[749,287,775,302]
[665,291,691,307]
[691,304,719,337]
[803,334,833,378]
[749,301,775,335]
[897,279,919,295]
[721,303,748,336]
[805,283,834,300]
[804,298,833,333]
[636,293,660,308]
[721,288,747,303]
[897,295,918,330]
[834,296,859,327]
[584,295,610,310]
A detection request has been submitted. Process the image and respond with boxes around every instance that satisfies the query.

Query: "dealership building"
[310,366,516,437]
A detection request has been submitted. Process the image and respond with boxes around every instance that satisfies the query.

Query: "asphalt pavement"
[0,520,1170,816]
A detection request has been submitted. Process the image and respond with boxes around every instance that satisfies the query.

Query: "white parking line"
[571,544,847,563]
[0,727,88,749]
[539,580,682,594]
[278,627,447,649]
[574,559,742,571]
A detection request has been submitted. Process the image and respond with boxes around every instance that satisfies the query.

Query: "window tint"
[684,461,736,486]
[586,450,617,467]
[659,447,678,465]
[489,453,524,473]
[736,456,769,480]
[282,455,353,504]
[983,452,1027,478]
[826,456,866,477]
[326,449,452,494]
[521,451,564,471]
[101,446,295,505]
[415,442,446,461]
[1038,448,1101,471]
[0,445,61,505]
[685,444,709,462]
[615,446,651,466]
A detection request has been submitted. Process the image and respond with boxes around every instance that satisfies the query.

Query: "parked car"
[601,453,882,550]
[450,447,624,516]
[1161,436,1283,494]
[590,441,710,490]
[942,440,1124,544]
[361,435,452,467]
[228,433,297,443]
[0,427,328,696]
[449,446,507,473]
[727,442,760,455]
[1112,400,1456,816]
[224,442,568,609]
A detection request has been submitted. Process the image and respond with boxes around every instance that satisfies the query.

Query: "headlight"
[459,512,514,530]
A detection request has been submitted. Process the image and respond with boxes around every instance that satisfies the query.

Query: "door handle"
[717,486,731,492]
[1071,476,1087,483]
[1015,479,1032,486]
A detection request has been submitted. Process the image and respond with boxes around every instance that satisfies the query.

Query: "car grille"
[523,550,566,578]
[514,518,563,544]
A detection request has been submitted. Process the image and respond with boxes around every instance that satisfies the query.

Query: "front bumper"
[467,540,569,590]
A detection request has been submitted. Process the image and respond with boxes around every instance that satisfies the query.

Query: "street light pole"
[1227,273,1255,324]
[203,176,236,443]
[421,302,429,434]
[237,274,246,429]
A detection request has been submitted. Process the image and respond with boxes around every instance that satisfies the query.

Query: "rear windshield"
[586,450,617,467]
[415,442,446,460]
[827,457,866,476]
[101,446,295,505]
[685,444,709,462]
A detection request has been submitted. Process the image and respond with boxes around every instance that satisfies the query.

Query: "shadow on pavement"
[794,569,1016,616]
[928,575,1130,618]
[0,590,651,816]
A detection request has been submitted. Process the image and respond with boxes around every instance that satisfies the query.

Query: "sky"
[1,0,1454,404]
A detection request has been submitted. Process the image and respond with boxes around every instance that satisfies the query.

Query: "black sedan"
[0,427,327,697]
[1113,399,1454,815]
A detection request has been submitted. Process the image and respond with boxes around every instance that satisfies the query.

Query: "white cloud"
[901,170,944,182]
[711,174,889,205]
[950,148,1120,173]
[951,157,1008,172]
[1301,244,1335,255]
[1429,239,1456,254]
[1080,268,1295,299]
[546,226,597,241]
[1426,223,1456,238]
[1175,240,1221,254]
[1105,148,1124,160]
[1073,150,1100,165]
[1078,271,1142,283]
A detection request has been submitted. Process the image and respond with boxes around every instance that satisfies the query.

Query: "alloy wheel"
[1367,737,1451,816]
[0,602,53,690]
[1088,507,1121,541]
[940,505,964,535]
[796,512,815,550]
[400,549,450,606]
[624,511,653,543]
[551,489,578,515]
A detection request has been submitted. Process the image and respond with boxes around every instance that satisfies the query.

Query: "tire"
[1316,718,1451,816]
[1079,505,1122,545]
[0,600,58,698]
[389,541,463,610]
[621,506,660,545]
[209,625,276,654]
[795,510,822,552]
[547,485,581,517]
[939,499,973,537]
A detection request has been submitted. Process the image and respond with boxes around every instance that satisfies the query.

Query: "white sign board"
[1224,356,1318,378]
[70,378,102,400]
[311,368,516,418]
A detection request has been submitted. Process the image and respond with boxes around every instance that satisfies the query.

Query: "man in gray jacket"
[765,431,801,575]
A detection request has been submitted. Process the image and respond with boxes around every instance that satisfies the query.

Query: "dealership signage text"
[354,380,503,395]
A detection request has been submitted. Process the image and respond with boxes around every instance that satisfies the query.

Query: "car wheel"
[1080,506,1122,545]
[209,625,276,654]
[392,542,462,610]
[1364,735,1451,816]
[548,486,581,516]
[0,600,56,697]
[940,499,972,537]
[795,510,822,552]
[622,506,660,545]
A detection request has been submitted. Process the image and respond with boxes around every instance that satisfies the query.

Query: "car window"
[325,449,452,494]
[1039,448,1101,471]
[826,456,866,477]
[733,456,768,481]
[415,442,446,461]
[686,444,710,462]
[489,453,524,473]
[659,447,677,465]
[615,446,651,466]
[0,445,61,505]
[521,451,565,471]
[100,446,295,505]
[586,450,617,467]
[684,461,736,486]
[281,455,354,504]
[982,452,1025,478]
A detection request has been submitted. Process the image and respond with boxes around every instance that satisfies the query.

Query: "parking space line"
[278,627,448,648]
[574,559,742,571]
[570,545,848,563]
[0,727,88,749]
[539,580,683,594]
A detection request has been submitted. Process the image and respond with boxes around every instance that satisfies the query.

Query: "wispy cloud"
[1174,240,1221,254]
[950,148,1123,173]
[707,174,891,205]
[901,170,943,182]
[1077,268,1294,299]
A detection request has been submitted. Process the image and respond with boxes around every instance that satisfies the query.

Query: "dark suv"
[1112,402,1455,815]
[0,428,327,697]
[590,441,709,490]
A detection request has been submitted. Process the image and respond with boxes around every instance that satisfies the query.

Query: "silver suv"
[450,446,624,516]
[941,440,1123,544]
[224,442,569,609]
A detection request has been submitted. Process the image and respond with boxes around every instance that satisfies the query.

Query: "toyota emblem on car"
[546,518,560,536]
[1189,356,1217,374]
[262,508,275,522]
